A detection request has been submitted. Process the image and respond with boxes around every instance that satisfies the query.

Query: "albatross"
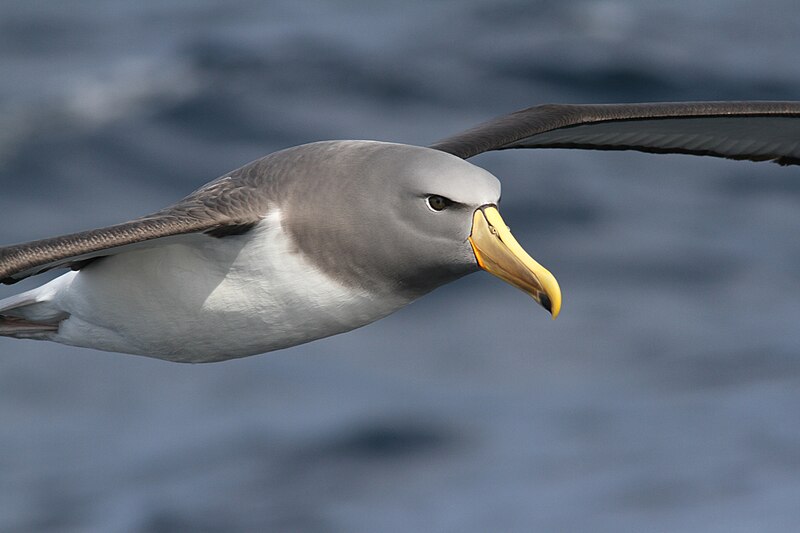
[1,101,799,362]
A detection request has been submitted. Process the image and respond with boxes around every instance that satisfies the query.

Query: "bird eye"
[426,195,452,211]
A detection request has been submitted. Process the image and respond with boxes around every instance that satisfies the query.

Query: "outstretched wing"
[0,166,270,285]
[429,101,800,165]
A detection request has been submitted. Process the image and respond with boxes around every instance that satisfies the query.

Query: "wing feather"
[429,101,800,165]
[0,159,272,284]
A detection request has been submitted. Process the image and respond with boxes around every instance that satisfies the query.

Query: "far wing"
[429,101,800,165]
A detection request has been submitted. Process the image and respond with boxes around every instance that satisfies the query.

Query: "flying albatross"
[1,101,799,362]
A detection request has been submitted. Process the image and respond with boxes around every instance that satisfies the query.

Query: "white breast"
[50,211,411,362]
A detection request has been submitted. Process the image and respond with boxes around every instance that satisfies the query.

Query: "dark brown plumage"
[429,101,800,163]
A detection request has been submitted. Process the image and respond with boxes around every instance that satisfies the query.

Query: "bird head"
[278,141,561,317]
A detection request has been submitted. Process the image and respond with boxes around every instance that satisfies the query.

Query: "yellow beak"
[468,206,561,318]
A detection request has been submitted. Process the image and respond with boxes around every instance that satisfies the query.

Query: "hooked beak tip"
[540,292,552,314]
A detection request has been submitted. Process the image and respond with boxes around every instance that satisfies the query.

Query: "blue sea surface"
[2,1,800,531]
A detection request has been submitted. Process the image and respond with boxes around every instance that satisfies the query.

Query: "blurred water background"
[2,1,800,531]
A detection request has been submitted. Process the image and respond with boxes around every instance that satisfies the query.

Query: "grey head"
[266,140,502,298]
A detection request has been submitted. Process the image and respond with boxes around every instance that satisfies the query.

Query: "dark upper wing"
[0,166,270,285]
[429,101,800,165]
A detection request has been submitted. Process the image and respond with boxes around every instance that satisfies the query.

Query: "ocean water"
[2,1,800,531]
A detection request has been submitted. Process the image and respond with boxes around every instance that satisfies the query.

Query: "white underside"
[5,211,411,362]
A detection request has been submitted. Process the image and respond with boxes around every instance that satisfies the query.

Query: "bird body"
[7,212,405,362]
[1,141,507,361]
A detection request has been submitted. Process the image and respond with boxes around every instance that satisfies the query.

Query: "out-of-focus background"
[2,1,800,531]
